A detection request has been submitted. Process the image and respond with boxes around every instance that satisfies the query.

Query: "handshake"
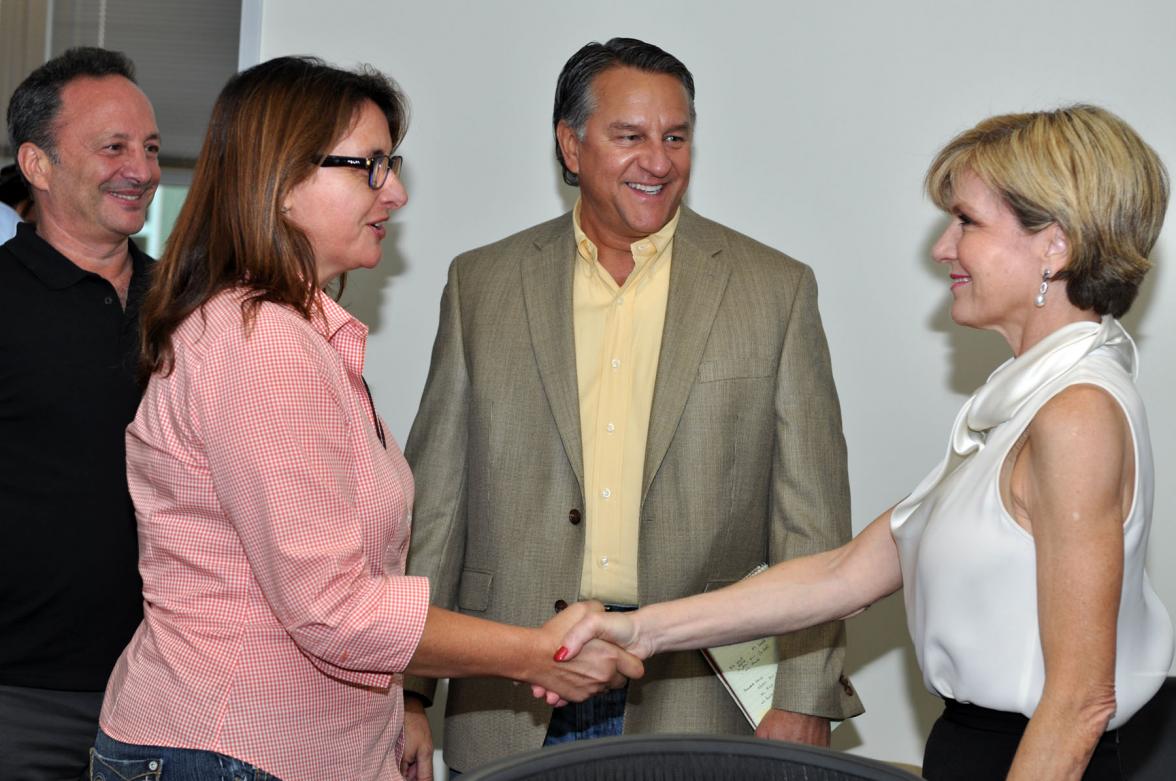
[528,600,652,706]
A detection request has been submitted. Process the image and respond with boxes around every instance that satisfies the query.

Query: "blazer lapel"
[521,218,585,493]
[643,210,730,501]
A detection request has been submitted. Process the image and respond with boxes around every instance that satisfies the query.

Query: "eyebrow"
[606,121,692,134]
[103,131,162,143]
[331,147,390,158]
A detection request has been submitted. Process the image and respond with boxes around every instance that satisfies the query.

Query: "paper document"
[701,563,778,728]
[701,563,843,731]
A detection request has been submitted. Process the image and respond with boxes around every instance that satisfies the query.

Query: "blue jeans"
[90,731,283,781]
[543,604,632,746]
[542,683,628,745]
[447,681,628,776]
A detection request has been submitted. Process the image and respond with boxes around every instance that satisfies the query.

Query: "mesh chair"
[463,734,922,781]
[1121,676,1176,780]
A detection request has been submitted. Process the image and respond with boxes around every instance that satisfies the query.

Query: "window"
[1,0,243,170]
[1,1,243,252]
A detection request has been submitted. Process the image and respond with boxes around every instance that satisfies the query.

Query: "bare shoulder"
[1022,383,1133,519]
[1028,383,1129,451]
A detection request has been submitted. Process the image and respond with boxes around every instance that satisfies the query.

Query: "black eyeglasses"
[317,154,403,190]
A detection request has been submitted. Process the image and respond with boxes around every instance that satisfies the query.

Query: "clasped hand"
[529,601,645,705]
[532,600,648,706]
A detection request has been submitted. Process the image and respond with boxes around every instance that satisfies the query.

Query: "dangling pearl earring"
[1034,269,1051,308]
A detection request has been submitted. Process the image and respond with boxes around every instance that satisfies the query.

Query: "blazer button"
[553,599,568,613]
[839,674,855,697]
[568,508,582,525]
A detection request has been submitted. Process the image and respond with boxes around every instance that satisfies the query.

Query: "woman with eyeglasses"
[552,105,1173,781]
[89,56,641,781]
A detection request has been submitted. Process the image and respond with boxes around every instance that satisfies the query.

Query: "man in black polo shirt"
[0,47,159,780]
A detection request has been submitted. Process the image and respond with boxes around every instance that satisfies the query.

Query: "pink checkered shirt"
[100,289,430,780]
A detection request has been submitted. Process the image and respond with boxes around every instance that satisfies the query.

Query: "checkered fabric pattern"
[100,289,430,781]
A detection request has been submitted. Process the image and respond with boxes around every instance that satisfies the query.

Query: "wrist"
[404,692,430,711]
[632,606,660,656]
[515,626,549,685]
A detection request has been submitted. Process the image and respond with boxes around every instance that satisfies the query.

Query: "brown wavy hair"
[139,56,407,380]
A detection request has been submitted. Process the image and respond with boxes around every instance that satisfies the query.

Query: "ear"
[16,142,52,192]
[1043,224,1070,270]
[280,181,299,216]
[555,120,582,177]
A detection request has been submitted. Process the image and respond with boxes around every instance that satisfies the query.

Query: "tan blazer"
[404,207,863,772]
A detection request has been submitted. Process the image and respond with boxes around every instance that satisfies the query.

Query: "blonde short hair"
[926,105,1168,317]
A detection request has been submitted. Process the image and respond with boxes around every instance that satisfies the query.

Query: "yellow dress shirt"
[573,201,679,605]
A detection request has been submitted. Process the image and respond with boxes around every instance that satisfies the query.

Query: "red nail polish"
[553,646,569,662]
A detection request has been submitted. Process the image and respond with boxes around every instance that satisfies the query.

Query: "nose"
[931,219,959,265]
[640,141,672,178]
[379,169,408,210]
[122,146,159,186]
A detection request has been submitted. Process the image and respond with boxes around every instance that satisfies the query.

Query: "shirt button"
[104,296,113,305]
[601,488,611,499]
[568,508,582,525]
[554,599,568,612]
[599,556,609,568]
[611,358,621,369]
[606,422,616,433]
[616,296,624,306]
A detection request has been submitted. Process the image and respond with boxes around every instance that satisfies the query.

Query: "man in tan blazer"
[402,37,862,777]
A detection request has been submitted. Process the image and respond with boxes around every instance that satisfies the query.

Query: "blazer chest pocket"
[458,568,493,612]
[697,358,774,383]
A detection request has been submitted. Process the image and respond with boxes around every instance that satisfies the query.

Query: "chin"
[948,304,977,330]
[626,215,671,235]
[101,207,149,232]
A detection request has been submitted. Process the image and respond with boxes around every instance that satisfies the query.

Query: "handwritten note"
[703,633,780,727]
[701,564,842,731]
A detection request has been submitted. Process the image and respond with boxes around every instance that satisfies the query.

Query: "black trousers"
[0,683,104,781]
[923,699,1122,780]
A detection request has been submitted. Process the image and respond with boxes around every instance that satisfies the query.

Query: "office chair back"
[463,733,923,780]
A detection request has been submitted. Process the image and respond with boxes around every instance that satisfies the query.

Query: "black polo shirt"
[0,222,151,691]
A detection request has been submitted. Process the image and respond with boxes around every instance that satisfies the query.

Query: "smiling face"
[557,66,692,250]
[27,75,160,249]
[932,169,1065,346]
[284,99,408,285]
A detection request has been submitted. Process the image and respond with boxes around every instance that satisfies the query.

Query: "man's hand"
[528,601,644,705]
[755,708,830,746]
[400,696,434,781]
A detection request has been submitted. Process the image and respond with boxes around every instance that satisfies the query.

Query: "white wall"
[255,0,1176,768]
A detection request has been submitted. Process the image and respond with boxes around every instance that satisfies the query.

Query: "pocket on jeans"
[90,748,163,781]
